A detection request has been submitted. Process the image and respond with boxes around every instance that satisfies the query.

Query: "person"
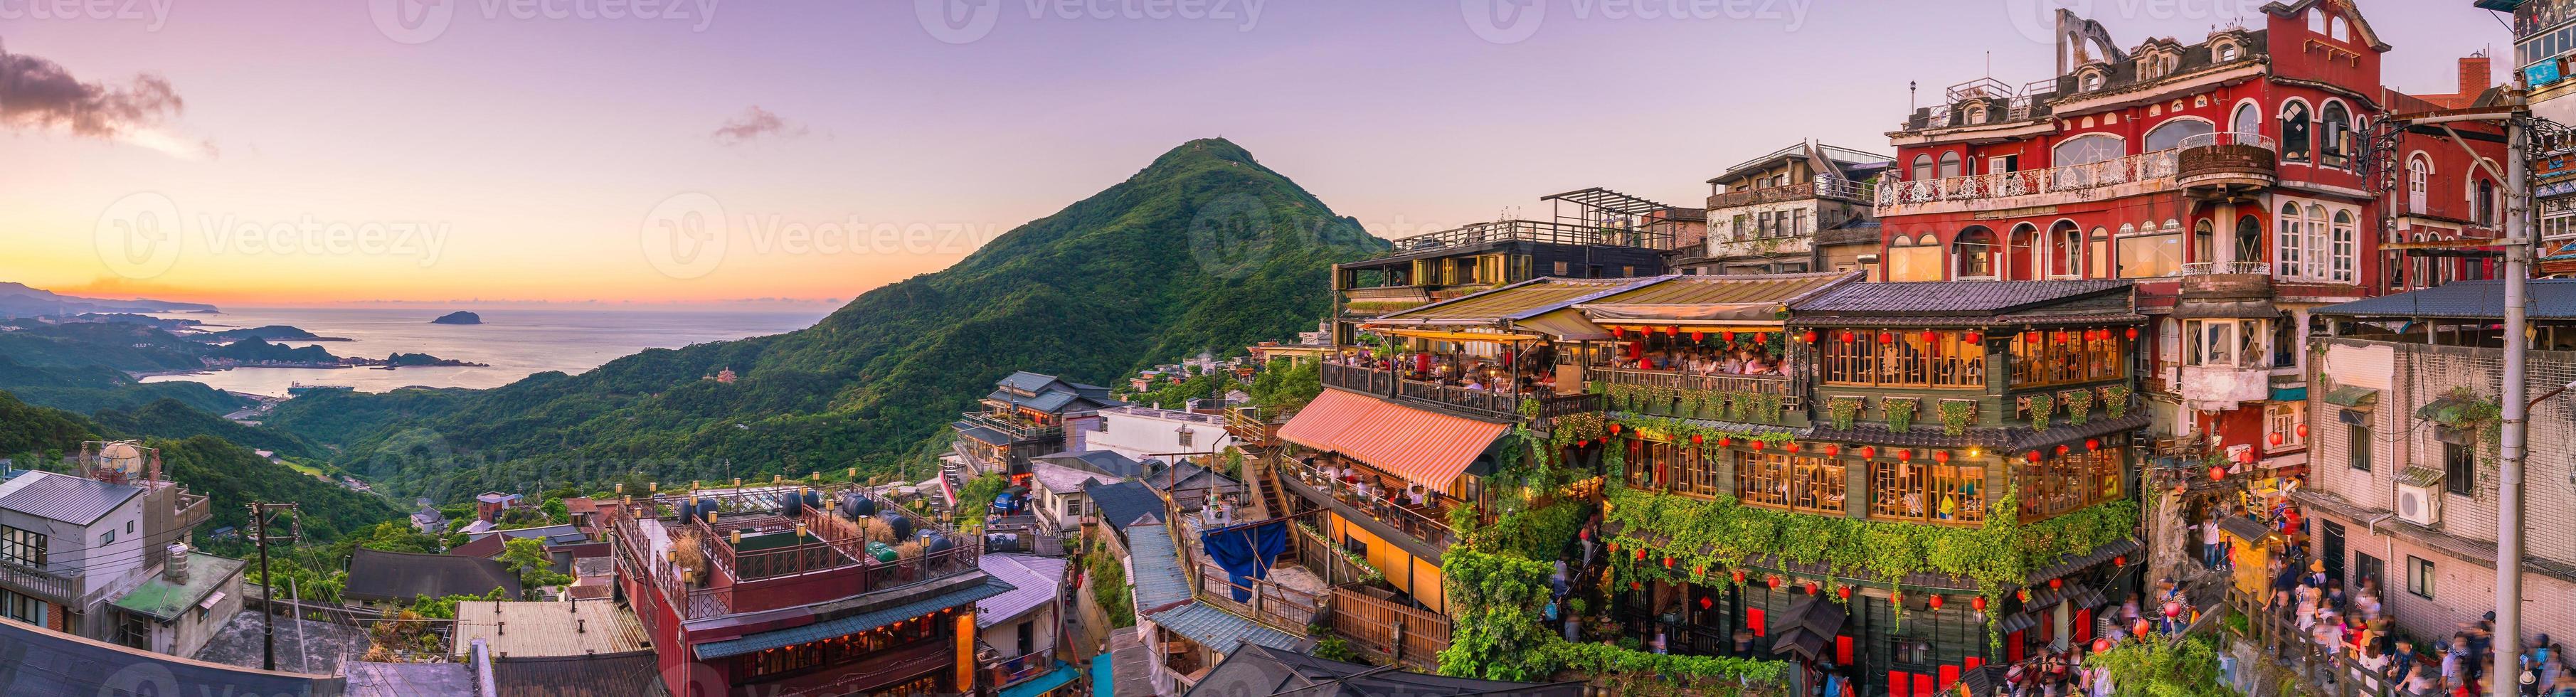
[2201,514,2226,571]
[1721,351,1744,374]
[1461,377,1485,391]
[1650,627,1669,654]
[2405,660,2439,697]
[1408,483,1428,507]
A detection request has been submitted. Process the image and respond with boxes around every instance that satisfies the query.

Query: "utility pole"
[2494,79,2534,697]
[246,501,301,672]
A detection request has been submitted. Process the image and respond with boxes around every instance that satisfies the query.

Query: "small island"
[430,311,482,325]
[366,352,489,368]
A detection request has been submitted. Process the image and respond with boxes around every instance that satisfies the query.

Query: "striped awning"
[1277,390,1510,495]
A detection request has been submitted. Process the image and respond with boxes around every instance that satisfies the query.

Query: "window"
[2009,328,2126,388]
[2267,402,2306,449]
[2443,442,2476,496]
[100,530,115,546]
[1552,261,1569,276]
[2277,203,2304,277]
[1911,154,1934,182]
[1954,226,1998,278]
[0,526,44,570]
[2350,423,2372,472]
[2050,222,2084,277]
[2182,319,2267,368]
[1887,235,1946,282]
[2089,227,2112,279]
[2407,154,2430,214]
[2281,102,2312,163]
[2119,223,2181,278]
[2305,204,2328,280]
[1176,429,1194,448]
[2143,119,2214,151]
[2330,211,2356,283]
[2405,556,2434,599]
[2051,134,2125,168]
[2082,70,2104,91]
[1871,460,1986,523]
[1938,151,1963,179]
[1737,451,1790,509]
[2018,443,2123,521]
[2479,180,2500,226]
[2320,102,2352,169]
[2217,43,2240,62]
[1791,457,1845,514]
[0,588,43,627]
[1819,330,1986,388]
[2329,16,2350,42]
[2231,102,2262,137]
[2193,218,2215,265]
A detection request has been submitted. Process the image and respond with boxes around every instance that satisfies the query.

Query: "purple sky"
[0,0,2519,305]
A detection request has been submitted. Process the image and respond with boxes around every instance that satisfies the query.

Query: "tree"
[497,538,571,596]
[2085,637,2232,697]
[350,521,440,555]
[1249,358,1320,413]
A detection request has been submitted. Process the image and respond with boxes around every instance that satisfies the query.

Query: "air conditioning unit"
[2396,482,2442,526]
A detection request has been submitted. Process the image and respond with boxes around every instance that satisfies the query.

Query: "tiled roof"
[488,652,672,697]
[0,620,335,695]
[954,422,1014,446]
[1036,449,1145,479]
[1027,460,1106,496]
[2023,537,2141,586]
[692,577,1013,660]
[2000,413,2155,453]
[1146,602,1309,655]
[344,548,522,602]
[1377,277,1659,323]
[346,661,477,696]
[1791,280,2131,316]
[978,554,1068,625]
[1125,526,1192,612]
[0,470,140,524]
[1084,480,1165,530]
[452,600,650,658]
[2315,280,2576,319]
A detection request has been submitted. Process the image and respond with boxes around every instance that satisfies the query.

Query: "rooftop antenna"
[1909,81,1918,112]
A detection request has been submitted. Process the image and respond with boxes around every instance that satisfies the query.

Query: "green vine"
[1297,521,1386,585]
[2101,385,2131,420]
[1825,396,1863,430]
[2025,393,2054,432]
[1884,398,1917,432]
[1939,400,1974,437]
[2059,389,2094,427]
[1438,548,1788,691]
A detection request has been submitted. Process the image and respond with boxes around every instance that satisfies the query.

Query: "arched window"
[2236,214,2264,265]
[2119,220,2182,278]
[2276,203,2304,277]
[2319,101,2352,168]
[1912,154,1934,182]
[2478,179,2499,226]
[2082,70,2105,91]
[2232,102,2262,137]
[2281,101,2312,163]
[2089,227,2113,278]
[2216,42,2240,62]
[2008,223,2040,280]
[2306,11,2326,35]
[1954,226,1998,279]
[2143,118,2214,151]
[2051,221,2084,277]
[2193,218,2215,265]
[2305,204,2329,279]
[1938,151,1963,179]
[2331,209,2357,283]
[2329,16,2350,42]
[2052,134,2125,167]
[2407,154,2431,213]
[1889,233,1946,282]
[1966,104,1989,124]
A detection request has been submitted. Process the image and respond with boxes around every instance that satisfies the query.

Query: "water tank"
[837,492,864,519]
[781,491,805,517]
[921,533,955,555]
[864,541,899,563]
[164,543,191,582]
[849,494,878,518]
[679,496,702,524]
[879,511,913,540]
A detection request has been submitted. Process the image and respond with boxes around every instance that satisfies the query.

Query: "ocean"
[139,307,832,397]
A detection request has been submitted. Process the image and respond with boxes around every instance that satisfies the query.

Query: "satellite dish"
[97,442,147,479]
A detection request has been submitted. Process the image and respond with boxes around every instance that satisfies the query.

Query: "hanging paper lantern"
[1723,331,1736,342]
[1920,330,1936,343]
[2086,438,2101,452]
[2017,589,2032,602]
[2026,451,2043,462]
[1665,326,1680,336]
[1823,444,1840,457]
[1837,585,1853,600]
[2114,555,2128,567]
[1695,565,1707,578]
[1783,442,1801,453]
[1690,433,1705,445]
[1750,440,1766,451]
[1732,570,1747,584]
[1928,594,1945,610]
[1663,555,1675,568]
[2092,638,2114,654]
[2057,445,2071,456]
[1700,596,1714,610]
[1804,580,1820,595]
[1858,446,1877,459]
[1965,331,1983,344]
[1933,449,1951,463]
[1802,331,1818,344]
[1690,331,1704,342]
[1897,449,1912,462]
[1840,331,1856,343]
[1971,595,1988,612]
[1756,332,1769,343]
[2269,432,2283,445]
[2048,578,2063,590]
[2210,465,2227,481]
[2024,331,2040,344]
[2134,619,2153,638]
[2163,600,2183,618]
[2126,326,2140,340]
[2297,423,2309,438]
[1635,549,1647,561]
[1632,581,1644,590]
[1878,331,1894,344]
[1717,437,1732,447]
[1608,422,1622,435]
[1766,575,1783,590]
[1608,542,1619,554]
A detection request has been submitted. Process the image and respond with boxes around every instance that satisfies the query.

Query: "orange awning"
[1276,390,1510,495]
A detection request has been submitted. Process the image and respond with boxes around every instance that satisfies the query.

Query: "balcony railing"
[1707,177,1875,209]
[1380,219,1668,256]
[1322,363,1586,420]
[0,560,75,606]
[1225,406,1288,447]
[1591,367,1803,412]
[979,644,1059,689]
[2175,132,2279,185]
[1880,150,2180,210]
[959,413,1063,442]
[607,486,983,621]
[1278,458,1456,548]
[2181,262,2272,276]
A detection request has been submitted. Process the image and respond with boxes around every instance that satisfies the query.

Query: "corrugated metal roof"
[2315,280,2576,319]
[692,577,1012,660]
[1125,526,1193,611]
[1792,280,2132,316]
[1587,272,1853,307]
[344,548,521,602]
[1084,481,1165,530]
[954,422,1014,446]
[487,652,672,697]
[1146,602,1309,655]
[978,554,1067,625]
[1274,390,1507,496]
[452,600,651,658]
[1376,277,1656,324]
[0,470,140,524]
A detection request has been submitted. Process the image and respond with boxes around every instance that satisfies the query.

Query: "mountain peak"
[1138,137,1258,178]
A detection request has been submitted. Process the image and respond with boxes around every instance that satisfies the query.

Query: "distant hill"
[430,311,482,325]
[194,325,349,343]
[0,282,217,318]
[206,336,339,363]
[280,138,1391,503]
[0,391,397,544]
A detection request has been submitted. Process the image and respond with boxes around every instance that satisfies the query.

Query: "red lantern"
[2114,555,2128,567]
[1665,326,1680,336]
[1920,330,1936,343]
[1696,565,1707,578]
[1608,542,1619,553]
[1896,449,1912,462]
[2092,638,2114,654]
[2024,331,2040,344]
[1804,580,1820,595]
[1723,331,1736,342]
[1858,446,1877,459]
[1803,331,1818,344]
[1877,331,1894,344]
[1608,422,1621,435]
[2057,445,2070,456]
[1783,442,1801,453]
[1690,433,1704,445]
[2049,578,2063,590]
[1611,326,1625,338]
[1717,437,1732,447]
[2163,600,2183,618]
[2125,326,2139,340]
[2269,432,2282,445]
[1750,440,1765,451]
[1663,555,1675,568]
[1635,549,1647,561]
[2017,589,2031,603]
[1928,594,1945,610]
[2297,423,2309,438]
[1690,331,1704,342]
[2026,451,2042,462]
[1933,449,1951,463]
[1631,581,1643,590]
[1700,596,1714,610]
[1838,585,1853,600]
[2209,466,2227,481]
[1580,530,1591,541]
[1823,444,1840,457]
[1755,332,1768,343]
[2134,619,2153,638]
[2086,438,2100,452]
[1766,575,1782,590]
[1965,331,1983,344]
[1732,570,1747,584]
[1840,331,1856,343]
[1971,595,1988,612]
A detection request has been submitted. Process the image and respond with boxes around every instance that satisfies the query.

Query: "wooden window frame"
[1819,331,1985,389]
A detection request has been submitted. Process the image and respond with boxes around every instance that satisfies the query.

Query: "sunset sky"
[0,1,2518,307]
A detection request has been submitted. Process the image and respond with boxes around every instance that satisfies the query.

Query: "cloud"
[711,105,807,146]
[0,41,210,158]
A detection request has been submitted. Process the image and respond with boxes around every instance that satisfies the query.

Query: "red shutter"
[2006,631,2026,662]
[1889,672,1909,697]
[1749,608,1766,637]
[1913,673,1936,697]
[1939,665,1961,689]
[2075,608,2094,643]
[1837,635,1855,665]
[1965,656,1984,671]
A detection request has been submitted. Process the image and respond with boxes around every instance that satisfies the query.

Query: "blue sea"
[139,307,831,397]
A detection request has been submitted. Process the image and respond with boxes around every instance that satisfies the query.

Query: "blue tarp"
[998,660,1079,697]
[1202,518,1289,603]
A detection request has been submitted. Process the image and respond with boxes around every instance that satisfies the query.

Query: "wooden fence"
[2222,587,2405,697]
[1192,561,1324,632]
[1327,585,1451,672]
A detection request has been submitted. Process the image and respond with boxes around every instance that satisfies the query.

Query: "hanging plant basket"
[1938,399,1976,437]
[1826,396,1865,431]
[2023,393,2054,432]
[1883,397,1919,432]
[2058,389,2094,427]
[2100,384,2131,420]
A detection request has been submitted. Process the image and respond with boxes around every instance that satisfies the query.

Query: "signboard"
[2531,58,2566,87]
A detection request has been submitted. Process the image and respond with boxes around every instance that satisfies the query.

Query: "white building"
[1083,405,1235,464]
[0,470,154,639]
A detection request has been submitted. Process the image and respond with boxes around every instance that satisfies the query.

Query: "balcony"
[1277,457,1456,549]
[979,643,1061,690]
[1878,150,2179,216]
[1707,178,1875,210]
[2174,132,2279,191]
[1319,363,1596,420]
[0,560,76,606]
[1380,219,1667,257]
[608,486,983,621]
[2178,364,2272,411]
[1224,406,1288,447]
[958,412,1063,442]
[1591,367,1803,417]
[2178,262,2276,306]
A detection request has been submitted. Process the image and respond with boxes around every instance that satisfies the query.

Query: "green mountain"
[0,391,398,544]
[280,138,1390,502]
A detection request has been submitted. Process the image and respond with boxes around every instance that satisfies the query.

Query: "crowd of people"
[1330,346,1559,393]
[1613,341,1786,376]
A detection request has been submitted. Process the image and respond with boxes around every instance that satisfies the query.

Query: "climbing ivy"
[1939,400,1975,437]
[2025,393,2055,432]
[1825,395,1863,430]
[2060,389,2094,427]
[2101,385,2131,420]
[1438,547,1788,691]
